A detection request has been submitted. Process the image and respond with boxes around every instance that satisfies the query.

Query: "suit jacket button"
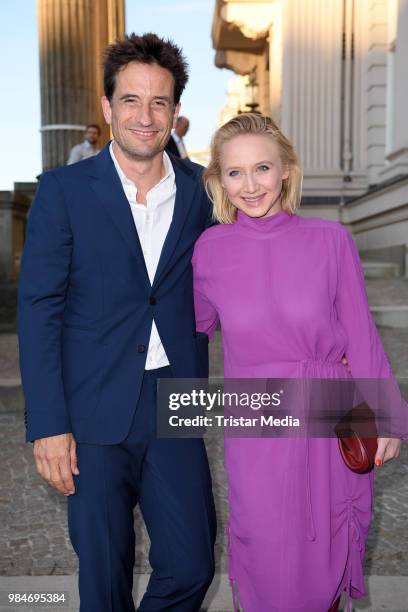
[149,296,157,305]
[137,344,146,353]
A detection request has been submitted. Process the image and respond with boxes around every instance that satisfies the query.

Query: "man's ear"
[172,102,181,129]
[101,96,112,125]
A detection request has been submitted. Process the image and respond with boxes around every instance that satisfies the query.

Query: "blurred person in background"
[67,124,101,164]
[166,115,189,158]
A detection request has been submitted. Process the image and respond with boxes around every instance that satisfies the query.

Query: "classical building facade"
[0,0,125,318]
[213,0,408,275]
[38,0,125,170]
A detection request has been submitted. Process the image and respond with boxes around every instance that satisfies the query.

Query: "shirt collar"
[109,140,175,192]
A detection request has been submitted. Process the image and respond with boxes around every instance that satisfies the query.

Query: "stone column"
[38,0,125,171]
[276,0,373,198]
[281,0,342,188]
[365,0,388,185]
[94,0,126,145]
[380,0,408,180]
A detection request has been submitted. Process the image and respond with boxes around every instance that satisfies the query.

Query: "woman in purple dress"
[192,114,402,612]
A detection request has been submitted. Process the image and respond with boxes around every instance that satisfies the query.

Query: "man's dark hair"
[86,124,101,133]
[103,32,189,104]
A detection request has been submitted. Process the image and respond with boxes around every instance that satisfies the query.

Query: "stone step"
[370,305,408,328]
[365,278,408,307]
[365,278,408,328]
[0,575,408,612]
[0,333,21,411]
[0,379,23,413]
[362,260,400,280]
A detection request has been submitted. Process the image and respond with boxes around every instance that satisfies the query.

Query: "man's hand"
[33,433,79,495]
[375,437,401,466]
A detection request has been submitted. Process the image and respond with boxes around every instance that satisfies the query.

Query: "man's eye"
[229,170,240,177]
[152,100,167,108]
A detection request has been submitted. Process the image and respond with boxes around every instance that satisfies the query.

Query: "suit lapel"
[152,157,198,289]
[88,144,199,291]
[88,144,151,288]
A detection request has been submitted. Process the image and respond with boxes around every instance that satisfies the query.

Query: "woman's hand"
[375,438,401,466]
[340,354,402,467]
[341,355,352,373]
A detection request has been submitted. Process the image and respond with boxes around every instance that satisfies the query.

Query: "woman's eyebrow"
[224,160,273,171]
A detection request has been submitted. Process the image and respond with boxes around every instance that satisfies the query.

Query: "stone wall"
[0,184,35,331]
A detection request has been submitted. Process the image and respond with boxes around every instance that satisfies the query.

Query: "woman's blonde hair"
[203,113,303,224]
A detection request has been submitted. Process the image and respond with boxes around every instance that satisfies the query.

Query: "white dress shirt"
[109,141,176,369]
[67,140,100,165]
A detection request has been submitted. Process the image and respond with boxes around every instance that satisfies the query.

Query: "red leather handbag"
[334,403,378,473]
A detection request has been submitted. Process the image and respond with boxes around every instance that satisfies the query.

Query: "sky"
[0,0,233,190]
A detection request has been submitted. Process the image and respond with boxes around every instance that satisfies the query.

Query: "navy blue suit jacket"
[18,143,212,444]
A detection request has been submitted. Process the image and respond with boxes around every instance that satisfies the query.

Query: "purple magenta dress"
[192,210,397,612]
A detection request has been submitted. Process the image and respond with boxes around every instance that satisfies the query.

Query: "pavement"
[0,276,407,611]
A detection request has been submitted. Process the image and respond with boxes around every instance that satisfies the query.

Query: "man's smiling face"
[102,61,180,161]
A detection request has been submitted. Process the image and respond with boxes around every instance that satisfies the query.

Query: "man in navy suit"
[18,33,216,611]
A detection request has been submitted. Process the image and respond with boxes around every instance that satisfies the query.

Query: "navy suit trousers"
[67,367,216,611]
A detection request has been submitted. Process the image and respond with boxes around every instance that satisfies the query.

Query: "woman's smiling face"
[220,133,289,218]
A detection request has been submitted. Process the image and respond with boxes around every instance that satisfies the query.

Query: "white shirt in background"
[172,132,188,158]
[67,140,100,165]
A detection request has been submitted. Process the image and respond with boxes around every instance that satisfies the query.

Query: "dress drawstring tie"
[301,371,316,542]
[305,436,316,541]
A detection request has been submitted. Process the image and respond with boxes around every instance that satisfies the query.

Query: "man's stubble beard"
[115,136,166,162]
[114,125,172,162]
